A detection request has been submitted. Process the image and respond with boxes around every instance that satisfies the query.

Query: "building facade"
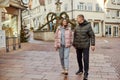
[0,0,26,49]
[22,0,45,30]
[0,0,26,37]
[104,0,120,37]
[22,0,120,37]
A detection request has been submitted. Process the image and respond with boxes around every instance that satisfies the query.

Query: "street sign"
[0,30,6,48]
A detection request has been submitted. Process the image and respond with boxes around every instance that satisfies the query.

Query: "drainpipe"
[71,0,73,19]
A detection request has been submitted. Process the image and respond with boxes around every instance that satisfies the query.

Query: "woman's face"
[62,20,68,26]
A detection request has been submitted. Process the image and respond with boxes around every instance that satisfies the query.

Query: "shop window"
[2,13,18,37]
[93,22,99,34]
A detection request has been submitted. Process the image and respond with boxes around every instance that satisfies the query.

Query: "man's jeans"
[59,45,70,70]
[76,48,89,76]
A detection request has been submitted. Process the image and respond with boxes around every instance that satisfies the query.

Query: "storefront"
[0,0,26,37]
[1,7,19,37]
[88,19,104,37]
[0,0,26,52]
[105,23,120,37]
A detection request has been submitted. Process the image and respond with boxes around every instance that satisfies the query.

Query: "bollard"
[18,36,21,48]
[13,37,16,50]
[6,37,9,52]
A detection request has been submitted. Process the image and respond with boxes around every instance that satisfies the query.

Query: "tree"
[20,25,30,42]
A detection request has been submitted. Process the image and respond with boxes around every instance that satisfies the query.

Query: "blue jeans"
[59,45,70,70]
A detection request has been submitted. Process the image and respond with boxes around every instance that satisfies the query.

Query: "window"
[77,2,85,10]
[106,10,111,18]
[113,26,119,37]
[111,10,116,18]
[96,4,100,11]
[118,0,120,4]
[112,0,116,3]
[117,11,120,17]
[93,22,99,34]
[96,4,102,12]
[86,3,92,11]
[48,0,52,4]
[64,4,68,11]
[2,13,18,37]
[111,0,120,4]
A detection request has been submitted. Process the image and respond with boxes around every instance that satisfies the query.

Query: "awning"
[0,0,10,8]
[0,0,27,10]
[10,0,27,10]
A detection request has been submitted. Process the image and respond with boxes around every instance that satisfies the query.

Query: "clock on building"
[21,0,29,5]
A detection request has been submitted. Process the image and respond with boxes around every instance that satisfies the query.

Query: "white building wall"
[0,9,2,30]
[104,0,120,37]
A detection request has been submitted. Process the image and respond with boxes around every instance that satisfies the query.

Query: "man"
[73,14,95,80]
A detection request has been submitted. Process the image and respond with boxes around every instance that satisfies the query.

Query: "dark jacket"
[73,20,95,48]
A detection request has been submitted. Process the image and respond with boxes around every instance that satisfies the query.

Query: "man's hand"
[91,46,95,51]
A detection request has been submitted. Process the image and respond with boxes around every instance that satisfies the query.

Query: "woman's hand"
[55,47,58,51]
[91,46,95,51]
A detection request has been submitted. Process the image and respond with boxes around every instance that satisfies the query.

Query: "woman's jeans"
[59,45,70,70]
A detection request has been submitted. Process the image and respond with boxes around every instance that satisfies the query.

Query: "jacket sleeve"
[72,28,76,46]
[54,29,58,48]
[70,29,73,45]
[88,25,95,46]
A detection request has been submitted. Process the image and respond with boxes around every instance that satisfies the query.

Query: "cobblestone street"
[0,38,120,80]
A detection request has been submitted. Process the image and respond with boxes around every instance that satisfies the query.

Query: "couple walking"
[54,14,95,80]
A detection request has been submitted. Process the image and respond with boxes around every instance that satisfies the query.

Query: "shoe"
[64,69,68,75]
[83,77,88,80]
[76,70,83,75]
[83,78,87,80]
[83,74,88,80]
[61,71,65,74]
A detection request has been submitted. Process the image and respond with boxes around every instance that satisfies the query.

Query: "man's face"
[77,16,84,23]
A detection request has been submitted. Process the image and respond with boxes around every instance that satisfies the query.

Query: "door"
[105,25,112,37]
[113,26,119,37]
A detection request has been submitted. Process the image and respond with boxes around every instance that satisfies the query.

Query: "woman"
[54,19,72,75]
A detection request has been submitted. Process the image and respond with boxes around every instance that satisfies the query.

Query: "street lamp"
[55,0,62,14]
[71,0,73,19]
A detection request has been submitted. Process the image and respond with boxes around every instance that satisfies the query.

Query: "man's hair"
[77,14,84,19]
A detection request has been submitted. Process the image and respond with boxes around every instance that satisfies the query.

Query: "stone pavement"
[0,50,119,80]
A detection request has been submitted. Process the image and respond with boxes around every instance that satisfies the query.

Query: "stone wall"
[34,31,55,41]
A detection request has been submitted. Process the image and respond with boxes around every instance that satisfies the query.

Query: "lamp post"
[55,0,62,30]
[71,0,73,19]
[55,0,62,15]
